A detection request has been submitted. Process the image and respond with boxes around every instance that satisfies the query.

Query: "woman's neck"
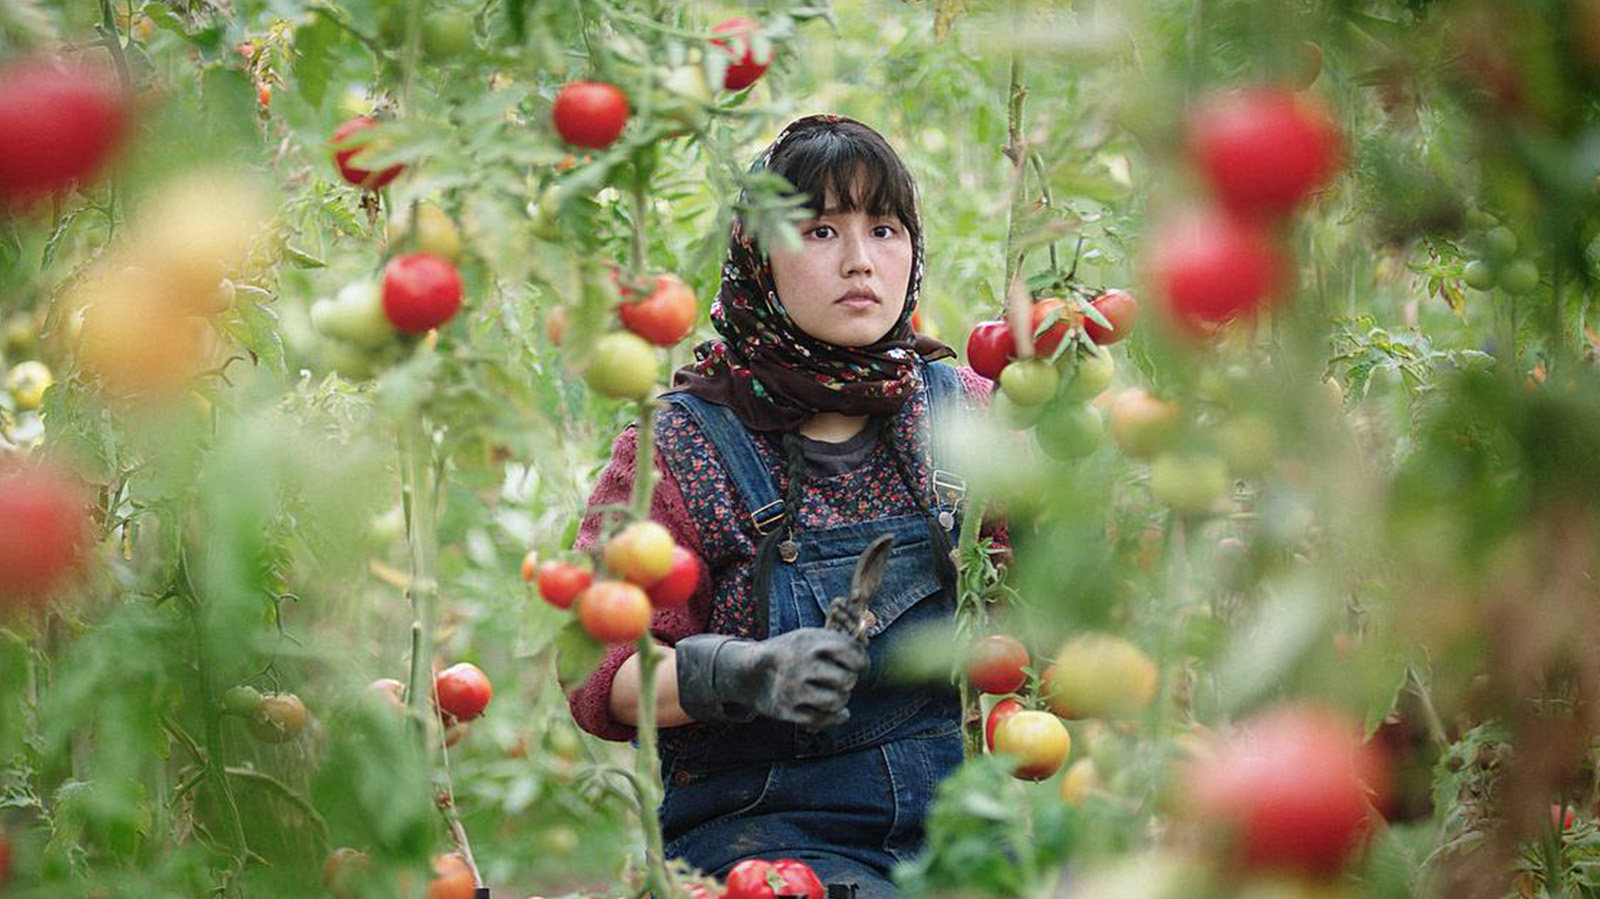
[800,411,870,443]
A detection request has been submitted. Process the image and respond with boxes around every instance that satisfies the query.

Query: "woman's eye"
[808,225,835,239]
[873,224,898,238]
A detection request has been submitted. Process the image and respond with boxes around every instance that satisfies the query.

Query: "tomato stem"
[955,490,991,759]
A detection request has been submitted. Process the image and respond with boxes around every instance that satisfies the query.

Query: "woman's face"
[768,183,913,348]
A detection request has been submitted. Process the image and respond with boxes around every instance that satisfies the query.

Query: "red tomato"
[427,853,475,899]
[618,274,697,347]
[985,697,1023,752]
[710,18,773,91]
[366,677,407,717]
[0,823,9,886]
[577,580,652,643]
[537,561,592,609]
[1554,803,1577,831]
[965,320,1016,381]
[331,117,405,190]
[772,860,824,899]
[1030,298,1078,358]
[520,549,539,583]
[435,662,492,722]
[0,57,128,205]
[1180,704,1389,879]
[382,253,463,333]
[552,81,629,149]
[257,82,272,109]
[1083,289,1138,345]
[1186,88,1342,221]
[967,635,1030,694]
[724,859,779,899]
[646,545,701,608]
[0,461,90,609]
[1147,208,1286,334]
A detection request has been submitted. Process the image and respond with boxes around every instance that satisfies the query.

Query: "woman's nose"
[841,231,874,277]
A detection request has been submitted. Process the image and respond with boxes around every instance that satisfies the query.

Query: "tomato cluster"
[534,521,703,644]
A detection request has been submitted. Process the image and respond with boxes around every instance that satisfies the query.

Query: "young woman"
[568,114,1001,899]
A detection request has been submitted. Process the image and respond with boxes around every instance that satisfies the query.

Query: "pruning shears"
[824,534,895,644]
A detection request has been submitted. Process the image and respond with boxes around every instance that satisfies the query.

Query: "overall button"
[938,510,955,531]
[779,539,800,563]
[673,769,695,787]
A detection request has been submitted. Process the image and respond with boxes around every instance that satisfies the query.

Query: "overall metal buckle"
[750,500,786,535]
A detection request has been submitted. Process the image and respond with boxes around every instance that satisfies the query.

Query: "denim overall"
[655,362,967,899]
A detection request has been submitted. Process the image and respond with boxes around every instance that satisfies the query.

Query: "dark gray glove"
[675,629,870,729]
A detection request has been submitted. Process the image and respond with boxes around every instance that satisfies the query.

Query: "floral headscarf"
[671,114,953,432]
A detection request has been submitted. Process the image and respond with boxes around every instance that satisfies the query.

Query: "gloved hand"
[675,628,870,729]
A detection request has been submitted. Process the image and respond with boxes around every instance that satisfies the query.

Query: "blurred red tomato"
[332,117,404,190]
[0,57,128,205]
[1147,208,1286,334]
[1186,88,1342,221]
[711,18,773,91]
[0,462,90,609]
[1180,704,1389,879]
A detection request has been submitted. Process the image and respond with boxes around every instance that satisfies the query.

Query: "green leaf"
[293,11,343,110]
[554,620,605,691]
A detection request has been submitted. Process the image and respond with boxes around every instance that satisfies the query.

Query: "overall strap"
[658,392,789,537]
[918,361,968,520]
[660,392,794,638]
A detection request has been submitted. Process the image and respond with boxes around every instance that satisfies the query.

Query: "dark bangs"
[766,120,920,237]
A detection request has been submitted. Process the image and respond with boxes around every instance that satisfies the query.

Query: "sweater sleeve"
[953,366,1012,555]
[565,424,713,742]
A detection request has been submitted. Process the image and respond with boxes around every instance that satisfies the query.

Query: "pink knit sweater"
[566,367,1003,741]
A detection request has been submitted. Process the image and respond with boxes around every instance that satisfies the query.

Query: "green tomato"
[422,9,475,60]
[312,282,396,349]
[1482,226,1518,261]
[222,685,264,717]
[1498,259,1539,295]
[1035,401,1103,461]
[586,331,659,399]
[992,392,1045,430]
[1061,348,1114,401]
[1462,259,1495,291]
[1149,452,1229,517]
[999,358,1060,407]
[1214,414,1278,477]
